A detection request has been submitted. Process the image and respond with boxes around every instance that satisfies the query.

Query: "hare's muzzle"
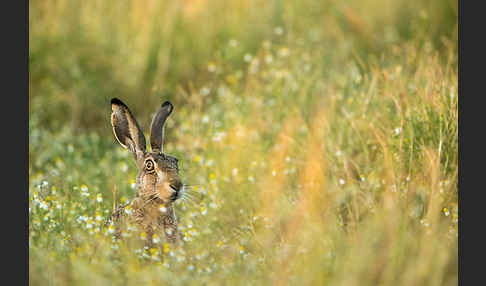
[169,183,182,202]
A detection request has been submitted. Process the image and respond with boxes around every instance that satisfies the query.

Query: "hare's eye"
[145,159,155,172]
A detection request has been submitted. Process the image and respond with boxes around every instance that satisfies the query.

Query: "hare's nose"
[169,184,181,192]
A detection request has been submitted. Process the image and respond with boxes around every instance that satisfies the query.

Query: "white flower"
[229,39,238,47]
[232,168,238,176]
[202,115,210,124]
[159,204,167,213]
[39,201,49,210]
[208,63,216,73]
[265,55,273,64]
[274,26,284,35]
[339,179,346,185]
[394,127,402,135]
[200,87,210,96]
[244,53,252,62]
[278,47,290,57]
[212,131,226,142]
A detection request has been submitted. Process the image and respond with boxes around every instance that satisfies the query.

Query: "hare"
[105,98,183,247]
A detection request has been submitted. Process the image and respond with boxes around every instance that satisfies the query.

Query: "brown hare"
[105,98,183,247]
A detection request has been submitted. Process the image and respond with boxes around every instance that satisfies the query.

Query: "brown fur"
[105,98,182,247]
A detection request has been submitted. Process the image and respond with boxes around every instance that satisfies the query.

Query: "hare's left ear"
[110,98,147,156]
[150,101,174,154]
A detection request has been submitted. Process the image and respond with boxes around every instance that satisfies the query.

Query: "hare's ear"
[150,101,173,154]
[110,98,146,155]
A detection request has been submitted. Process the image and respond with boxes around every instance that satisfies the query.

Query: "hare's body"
[105,98,182,246]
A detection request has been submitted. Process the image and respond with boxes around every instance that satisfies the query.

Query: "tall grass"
[29,0,457,285]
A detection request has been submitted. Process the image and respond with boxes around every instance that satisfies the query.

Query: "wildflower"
[200,87,210,96]
[120,196,127,203]
[244,53,252,62]
[232,168,238,176]
[95,212,103,222]
[265,54,273,64]
[188,265,195,271]
[274,26,284,35]
[165,228,173,236]
[159,204,167,213]
[140,232,147,240]
[272,170,277,176]
[163,243,170,253]
[194,156,201,163]
[394,127,402,136]
[81,184,88,192]
[86,219,94,229]
[184,232,191,241]
[212,131,226,142]
[209,173,216,180]
[229,39,238,47]
[359,174,366,182]
[124,205,132,215]
[278,47,290,57]
[202,115,210,124]
[248,176,255,183]
[443,208,450,216]
[152,234,160,244]
[239,246,245,254]
[339,179,346,185]
[200,206,207,215]
[39,200,49,210]
[96,194,103,203]
[207,62,216,72]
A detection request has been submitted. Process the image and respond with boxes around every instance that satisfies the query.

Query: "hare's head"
[110,98,182,204]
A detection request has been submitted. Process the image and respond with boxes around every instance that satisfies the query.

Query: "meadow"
[29,0,458,285]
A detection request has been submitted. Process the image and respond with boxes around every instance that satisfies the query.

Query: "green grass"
[29,0,457,285]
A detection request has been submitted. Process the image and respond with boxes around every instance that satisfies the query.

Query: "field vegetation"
[29,0,458,285]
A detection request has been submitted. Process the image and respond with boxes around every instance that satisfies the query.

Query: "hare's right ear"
[110,98,146,155]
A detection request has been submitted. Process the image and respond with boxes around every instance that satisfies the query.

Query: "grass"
[29,0,457,285]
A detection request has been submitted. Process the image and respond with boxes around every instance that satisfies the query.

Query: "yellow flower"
[159,204,167,213]
[194,156,201,163]
[209,173,216,180]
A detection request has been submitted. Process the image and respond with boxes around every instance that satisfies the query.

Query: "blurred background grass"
[29,0,457,285]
